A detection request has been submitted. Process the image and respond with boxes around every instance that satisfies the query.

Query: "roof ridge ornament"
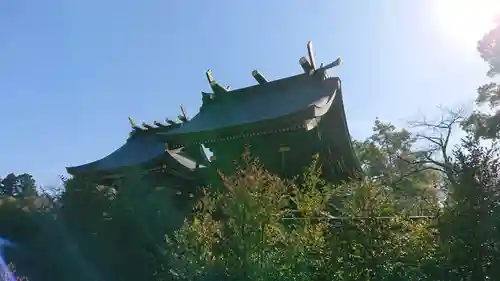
[205,69,228,95]
[179,104,188,122]
[252,70,268,84]
[166,118,181,126]
[128,116,136,128]
[128,116,145,131]
[299,56,314,74]
[142,122,156,130]
[320,57,342,71]
[307,41,317,70]
[154,120,167,127]
[127,116,146,138]
[299,41,341,76]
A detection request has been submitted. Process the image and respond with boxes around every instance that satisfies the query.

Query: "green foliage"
[165,153,439,281]
[0,190,70,280]
[353,119,440,215]
[54,171,193,281]
[0,173,37,197]
[464,21,500,139]
[326,181,439,281]
[3,129,500,281]
[166,153,308,281]
[438,137,500,280]
[478,18,500,78]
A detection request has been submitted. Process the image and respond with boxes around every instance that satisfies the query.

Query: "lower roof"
[66,134,205,175]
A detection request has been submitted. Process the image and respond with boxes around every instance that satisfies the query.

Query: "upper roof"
[160,73,340,140]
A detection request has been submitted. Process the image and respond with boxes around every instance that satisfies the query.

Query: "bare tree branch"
[394,107,467,187]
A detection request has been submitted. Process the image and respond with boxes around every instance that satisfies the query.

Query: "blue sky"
[0,1,494,186]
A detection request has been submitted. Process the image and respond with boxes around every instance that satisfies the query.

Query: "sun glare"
[433,0,500,48]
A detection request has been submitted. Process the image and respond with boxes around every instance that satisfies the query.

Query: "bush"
[165,153,438,281]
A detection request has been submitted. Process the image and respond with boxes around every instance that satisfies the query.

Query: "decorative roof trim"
[190,123,308,145]
[252,70,268,84]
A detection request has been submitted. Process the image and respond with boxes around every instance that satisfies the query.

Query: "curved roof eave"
[66,134,166,175]
[312,84,338,117]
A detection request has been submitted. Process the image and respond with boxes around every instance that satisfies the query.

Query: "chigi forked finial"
[299,41,342,76]
[307,41,317,70]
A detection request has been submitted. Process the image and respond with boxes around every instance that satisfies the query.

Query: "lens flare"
[433,0,500,49]
[0,238,16,281]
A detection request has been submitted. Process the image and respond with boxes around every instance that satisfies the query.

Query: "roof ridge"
[127,117,186,139]
[127,105,190,139]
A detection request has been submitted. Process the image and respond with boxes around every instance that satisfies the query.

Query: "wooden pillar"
[278,146,291,171]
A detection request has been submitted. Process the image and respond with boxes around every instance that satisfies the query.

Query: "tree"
[165,154,338,281]
[405,108,467,187]
[0,173,37,197]
[1,173,18,196]
[463,19,500,139]
[165,153,439,281]
[16,174,37,196]
[353,119,441,215]
[0,179,69,281]
[354,107,477,216]
[438,136,500,280]
[55,169,193,281]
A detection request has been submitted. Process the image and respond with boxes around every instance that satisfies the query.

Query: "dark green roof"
[66,133,206,175]
[319,86,363,179]
[160,74,340,140]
